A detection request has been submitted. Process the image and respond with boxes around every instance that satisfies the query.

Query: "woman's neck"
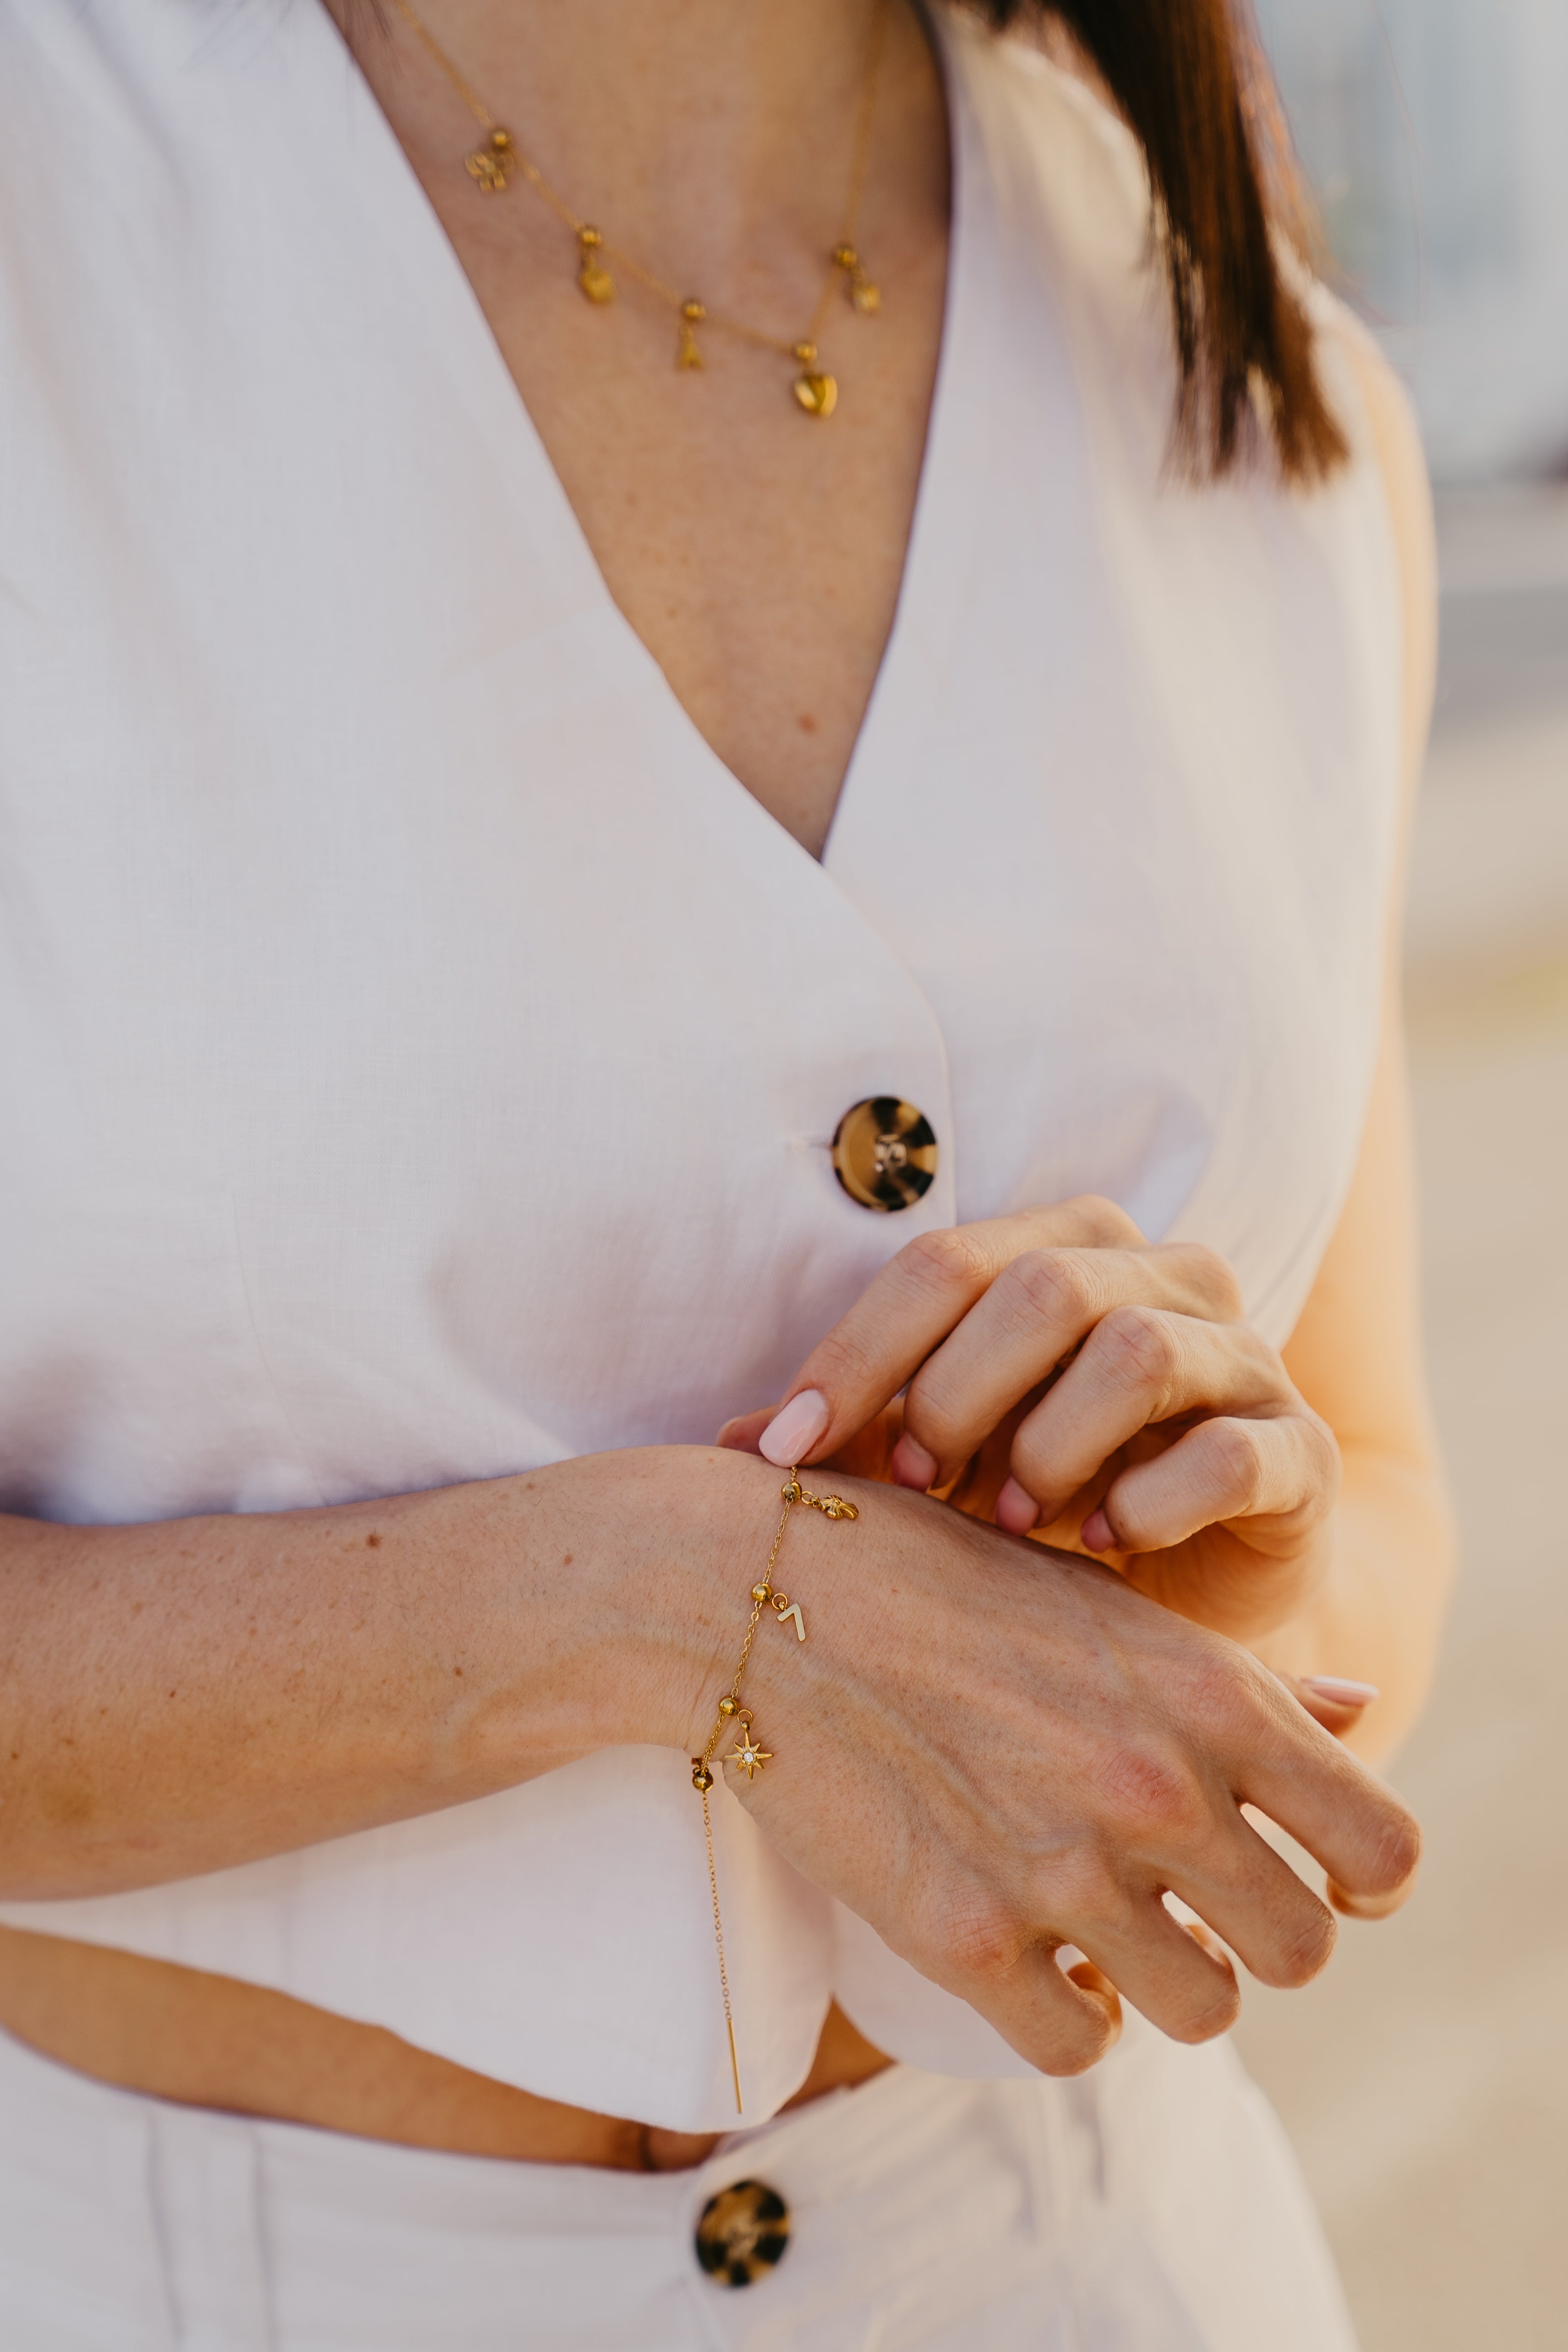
[339,0,903,312]
[326,0,950,853]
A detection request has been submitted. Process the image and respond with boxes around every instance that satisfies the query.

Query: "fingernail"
[995,1477,1039,1535]
[1301,1677,1380,1707]
[891,1433,938,1489]
[1080,1509,1114,1553]
[758,1389,830,1467]
[1327,1875,1412,1920]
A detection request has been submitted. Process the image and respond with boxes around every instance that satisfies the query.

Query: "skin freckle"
[798,712,820,734]
[366,1532,382,1548]
[44,1784,93,1827]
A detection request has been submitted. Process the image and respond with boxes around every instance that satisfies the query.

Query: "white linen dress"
[0,2,1402,2342]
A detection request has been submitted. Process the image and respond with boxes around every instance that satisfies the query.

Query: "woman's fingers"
[998,1309,1328,1537]
[757,1198,1148,1466]
[1085,1409,1340,1556]
[906,1899,1124,2078]
[1285,1674,1379,1740]
[1203,1676,1421,1921]
[757,1210,1237,1474]
[719,1401,907,1484]
[1157,1807,1342,1991]
[892,1245,1245,1489]
[1059,1890,1242,2044]
[1326,1876,1412,1920]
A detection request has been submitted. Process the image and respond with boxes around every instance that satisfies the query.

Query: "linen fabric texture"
[0,0,1402,2134]
[0,2023,1357,2352]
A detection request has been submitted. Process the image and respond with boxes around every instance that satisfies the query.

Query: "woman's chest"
[0,4,1400,1518]
[337,0,951,860]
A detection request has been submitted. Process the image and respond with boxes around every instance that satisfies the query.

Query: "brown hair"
[977,1,1347,483]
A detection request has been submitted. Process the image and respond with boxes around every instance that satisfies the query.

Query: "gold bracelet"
[691,1468,858,2113]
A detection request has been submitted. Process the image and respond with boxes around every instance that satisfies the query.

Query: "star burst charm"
[727,1737,773,1780]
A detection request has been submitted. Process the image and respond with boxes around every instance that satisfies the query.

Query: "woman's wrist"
[0,1445,794,1901]
[451,1443,792,1783]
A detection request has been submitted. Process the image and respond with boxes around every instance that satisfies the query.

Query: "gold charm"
[773,1594,807,1640]
[832,242,881,314]
[779,1477,858,1520]
[576,226,614,303]
[727,1737,773,1779]
[791,343,838,418]
[396,0,895,429]
[677,300,707,370]
[465,127,516,193]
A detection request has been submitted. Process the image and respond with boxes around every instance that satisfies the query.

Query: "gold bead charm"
[576,225,615,303]
[831,242,881,314]
[791,343,838,418]
[465,127,516,193]
[677,300,707,370]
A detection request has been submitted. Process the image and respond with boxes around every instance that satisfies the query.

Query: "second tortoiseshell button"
[694,2178,792,2286]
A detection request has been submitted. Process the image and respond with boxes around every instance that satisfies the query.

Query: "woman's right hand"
[688,1464,1419,2074]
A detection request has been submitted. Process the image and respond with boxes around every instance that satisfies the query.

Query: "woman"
[0,0,1450,2343]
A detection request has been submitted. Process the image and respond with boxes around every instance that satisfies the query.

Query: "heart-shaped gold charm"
[792,370,838,418]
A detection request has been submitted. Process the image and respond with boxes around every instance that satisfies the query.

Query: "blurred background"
[1230,6,1567,2348]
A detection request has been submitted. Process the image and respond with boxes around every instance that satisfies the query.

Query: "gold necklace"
[391,0,889,417]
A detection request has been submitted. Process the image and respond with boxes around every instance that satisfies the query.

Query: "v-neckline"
[307,0,991,874]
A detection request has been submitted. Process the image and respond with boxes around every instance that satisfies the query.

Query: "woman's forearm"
[0,1446,755,1901]
[1256,1443,1456,1764]
[1,1450,1425,2067]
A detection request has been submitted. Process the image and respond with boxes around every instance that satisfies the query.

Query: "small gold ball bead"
[718,1696,739,1717]
[491,130,511,151]
[579,225,603,247]
[682,299,706,323]
[751,1584,771,1603]
[791,342,817,366]
[832,244,857,268]
[691,1763,714,1792]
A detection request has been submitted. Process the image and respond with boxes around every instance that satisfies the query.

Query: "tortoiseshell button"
[831,1097,939,1212]
[694,2178,791,2286]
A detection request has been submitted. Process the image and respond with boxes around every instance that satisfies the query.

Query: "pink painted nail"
[1301,1676,1380,1707]
[758,1389,830,1467]
[1080,1510,1114,1553]
[995,1477,1039,1535]
[891,1434,938,1489]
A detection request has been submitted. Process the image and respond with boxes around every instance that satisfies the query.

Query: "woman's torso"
[0,1,1401,2133]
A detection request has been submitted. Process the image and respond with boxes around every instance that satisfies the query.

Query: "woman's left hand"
[719,1197,1342,1650]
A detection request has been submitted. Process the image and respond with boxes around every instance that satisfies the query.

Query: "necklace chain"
[391,0,890,413]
